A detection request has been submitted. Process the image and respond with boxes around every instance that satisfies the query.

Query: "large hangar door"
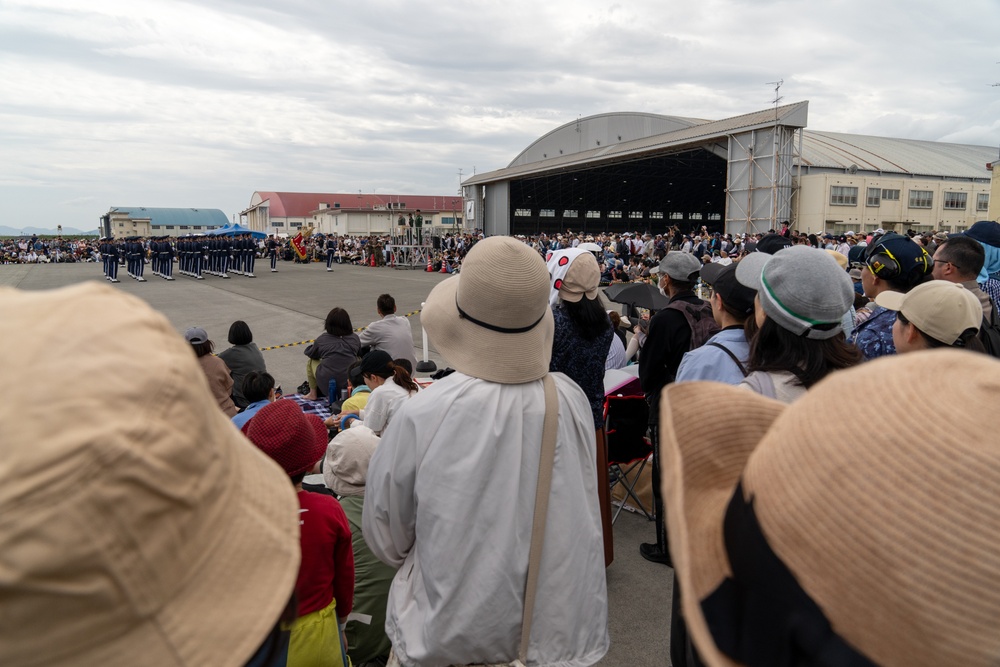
[726,126,798,235]
[483,182,510,237]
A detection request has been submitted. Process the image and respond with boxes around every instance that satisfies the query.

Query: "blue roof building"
[101,207,229,238]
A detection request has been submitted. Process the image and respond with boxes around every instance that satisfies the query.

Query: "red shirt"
[295,490,355,618]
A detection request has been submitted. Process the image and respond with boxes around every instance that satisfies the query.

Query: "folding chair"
[604,380,654,524]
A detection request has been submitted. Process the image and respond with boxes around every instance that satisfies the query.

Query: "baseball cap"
[651,251,702,281]
[875,280,982,346]
[736,246,854,339]
[184,326,209,344]
[700,262,756,316]
[754,233,793,255]
[955,220,1000,248]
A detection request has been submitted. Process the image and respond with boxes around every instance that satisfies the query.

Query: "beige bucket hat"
[422,236,554,383]
[0,283,300,667]
[660,350,1000,667]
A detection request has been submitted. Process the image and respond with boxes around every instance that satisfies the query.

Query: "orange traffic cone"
[370,253,375,267]
[440,260,448,273]
[426,257,433,272]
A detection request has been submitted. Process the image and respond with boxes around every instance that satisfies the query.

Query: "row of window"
[147,225,219,230]
[831,187,989,211]
[515,209,721,221]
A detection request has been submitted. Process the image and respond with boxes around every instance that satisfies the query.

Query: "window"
[978,194,990,212]
[119,223,124,227]
[165,225,175,230]
[192,225,203,230]
[866,188,881,207]
[690,213,703,220]
[830,186,858,206]
[441,217,458,225]
[586,211,600,218]
[669,212,683,220]
[563,210,578,218]
[650,212,664,219]
[881,189,900,201]
[179,226,190,230]
[608,211,622,218]
[273,222,285,227]
[539,209,555,217]
[943,192,967,210]
[514,208,531,217]
[908,190,933,209]
[629,211,643,219]
[289,222,303,228]
[708,213,722,221]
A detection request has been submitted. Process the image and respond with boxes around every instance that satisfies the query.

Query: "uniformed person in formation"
[268,235,279,273]
[325,234,336,272]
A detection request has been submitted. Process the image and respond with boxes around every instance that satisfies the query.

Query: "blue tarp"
[207,223,267,240]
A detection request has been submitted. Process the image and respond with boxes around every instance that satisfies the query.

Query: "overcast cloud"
[1,0,997,231]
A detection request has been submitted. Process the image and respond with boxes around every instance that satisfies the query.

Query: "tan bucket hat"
[422,236,554,383]
[0,283,300,667]
[660,350,1000,667]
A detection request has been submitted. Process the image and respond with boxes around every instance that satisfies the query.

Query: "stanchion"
[415,300,437,374]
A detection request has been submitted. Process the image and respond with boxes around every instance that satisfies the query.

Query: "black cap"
[360,350,393,377]
[755,233,793,255]
[700,262,756,316]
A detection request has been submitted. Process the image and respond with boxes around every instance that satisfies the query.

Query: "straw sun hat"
[0,283,300,667]
[422,236,554,383]
[660,350,1000,667]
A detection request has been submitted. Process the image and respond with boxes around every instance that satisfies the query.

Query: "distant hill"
[0,225,100,237]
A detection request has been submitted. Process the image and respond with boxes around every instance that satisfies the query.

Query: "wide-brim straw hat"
[660,350,1000,667]
[0,283,300,667]
[423,236,554,383]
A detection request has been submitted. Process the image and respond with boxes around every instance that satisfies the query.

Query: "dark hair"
[608,311,622,329]
[228,320,253,346]
[324,307,353,336]
[290,471,308,486]
[191,340,214,358]
[393,357,413,375]
[364,360,419,394]
[896,311,986,353]
[347,360,365,389]
[377,293,396,315]
[747,317,862,389]
[242,371,275,403]
[936,236,985,278]
[561,297,611,341]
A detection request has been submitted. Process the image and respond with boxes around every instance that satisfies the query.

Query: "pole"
[415,300,437,374]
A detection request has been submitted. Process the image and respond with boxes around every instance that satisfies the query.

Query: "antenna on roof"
[766,79,784,120]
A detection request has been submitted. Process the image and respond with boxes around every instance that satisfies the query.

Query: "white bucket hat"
[422,236,554,383]
[0,283,300,667]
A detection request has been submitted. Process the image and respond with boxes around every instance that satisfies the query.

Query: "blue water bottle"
[327,378,338,408]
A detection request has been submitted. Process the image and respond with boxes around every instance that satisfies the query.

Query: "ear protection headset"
[864,233,932,285]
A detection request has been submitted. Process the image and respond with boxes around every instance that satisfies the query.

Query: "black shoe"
[640,542,672,566]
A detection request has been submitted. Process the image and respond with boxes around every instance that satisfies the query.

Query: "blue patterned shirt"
[850,305,896,360]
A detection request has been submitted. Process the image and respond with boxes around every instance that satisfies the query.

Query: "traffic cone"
[370,253,376,267]
[426,257,433,272]
[440,260,448,273]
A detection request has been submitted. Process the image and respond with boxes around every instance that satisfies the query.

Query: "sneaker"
[221,274,229,279]
[166,276,174,281]
[327,268,333,272]
[639,542,672,566]
[137,277,146,282]
[247,273,255,278]
[271,269,278,272]
[196,275,205,280]
[110,278,120,283]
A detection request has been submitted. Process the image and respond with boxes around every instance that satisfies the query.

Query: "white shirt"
[605,334,626,370]
[359,379,414,436]
[363,372,610,667]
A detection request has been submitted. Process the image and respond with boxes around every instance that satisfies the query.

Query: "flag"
[291,233,307,260]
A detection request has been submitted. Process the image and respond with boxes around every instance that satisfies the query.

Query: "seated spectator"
[1,283,300,666]
[675,262,756,384]
[348,350,418,436]
[323,426,397,665]
[358,294,417,371]
[232,371,276,429]
[303,307,362,402]
[875,280,985,354]
[660,350,1000,667]
[185,326,238,417]
[325,362,371,430]
[218,320,267,409]
[245,401,355,667]
[735,246,862,402]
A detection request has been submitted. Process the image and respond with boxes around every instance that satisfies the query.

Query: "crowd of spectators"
[0,235,98,264]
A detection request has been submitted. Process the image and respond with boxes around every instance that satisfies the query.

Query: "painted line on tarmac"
[259,309,422,351]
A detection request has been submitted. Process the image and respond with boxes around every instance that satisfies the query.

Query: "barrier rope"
[259,309,422,351]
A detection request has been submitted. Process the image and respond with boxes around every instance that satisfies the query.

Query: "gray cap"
[735,246,853,340]
[184,327,209,344]
[651,251,702,281]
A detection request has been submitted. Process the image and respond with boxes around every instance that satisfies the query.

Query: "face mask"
[658,286,668,298]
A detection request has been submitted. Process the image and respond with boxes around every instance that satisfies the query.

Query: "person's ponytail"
[390,363,419,393]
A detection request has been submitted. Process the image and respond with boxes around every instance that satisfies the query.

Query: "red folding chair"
[604,376,654,524]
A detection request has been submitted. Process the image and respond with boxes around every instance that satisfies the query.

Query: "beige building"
[100,207,229,238]
[990,160,1000,222]
[241,192,463,236]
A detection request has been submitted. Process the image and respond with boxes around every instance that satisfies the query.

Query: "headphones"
[864,234,932,285]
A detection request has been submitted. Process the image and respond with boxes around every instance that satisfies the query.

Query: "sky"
[1,0,998,232]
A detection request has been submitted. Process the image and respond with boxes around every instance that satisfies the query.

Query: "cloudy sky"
[1,0,998,231]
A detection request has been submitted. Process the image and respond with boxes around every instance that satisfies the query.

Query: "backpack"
[978,304,1000,358]
[665,300,720,381]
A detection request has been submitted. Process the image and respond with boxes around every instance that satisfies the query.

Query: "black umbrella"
[603,282,670,311]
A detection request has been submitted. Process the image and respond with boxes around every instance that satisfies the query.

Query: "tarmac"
[0,258,674,666]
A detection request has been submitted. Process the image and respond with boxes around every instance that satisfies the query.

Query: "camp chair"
[604,376,654,524]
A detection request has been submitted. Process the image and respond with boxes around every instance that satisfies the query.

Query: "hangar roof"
[465,103,994,186]
[244,192,460,217]
[108,207,228,227]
